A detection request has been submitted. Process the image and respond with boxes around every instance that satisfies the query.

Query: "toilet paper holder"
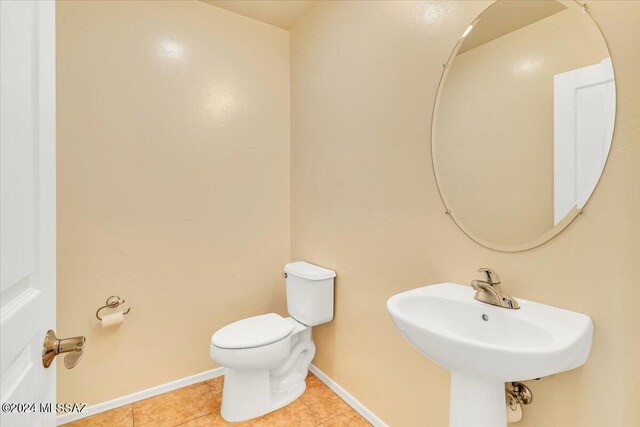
[96,295,131,321]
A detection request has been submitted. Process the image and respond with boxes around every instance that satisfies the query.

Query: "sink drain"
[481,314,489,321]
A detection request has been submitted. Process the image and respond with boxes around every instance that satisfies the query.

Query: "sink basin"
[387,283,592,381]
[387,283,593,427]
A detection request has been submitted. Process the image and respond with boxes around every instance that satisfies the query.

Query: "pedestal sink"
[387,283,593,427]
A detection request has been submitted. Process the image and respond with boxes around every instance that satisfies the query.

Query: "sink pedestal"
[449,372,506,427]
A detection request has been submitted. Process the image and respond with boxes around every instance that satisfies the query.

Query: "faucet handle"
[478,268,501,285]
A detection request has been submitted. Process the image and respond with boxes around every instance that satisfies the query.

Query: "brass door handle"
[42,330,86,369]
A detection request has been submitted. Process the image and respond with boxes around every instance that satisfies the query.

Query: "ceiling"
[458,0,567,54]
[201,1,318,30]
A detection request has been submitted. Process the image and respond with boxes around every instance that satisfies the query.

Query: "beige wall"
[57,1,290,404]
[291,1,639,426]
[435,6,609,247]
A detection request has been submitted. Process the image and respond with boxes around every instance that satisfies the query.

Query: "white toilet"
[210,261,335,422]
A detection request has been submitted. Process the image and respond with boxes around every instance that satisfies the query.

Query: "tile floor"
[63,373,371,427]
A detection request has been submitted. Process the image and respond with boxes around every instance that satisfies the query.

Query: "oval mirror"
[432,0,615,251]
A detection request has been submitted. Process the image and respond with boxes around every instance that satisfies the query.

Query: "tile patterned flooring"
[63,373,371,427]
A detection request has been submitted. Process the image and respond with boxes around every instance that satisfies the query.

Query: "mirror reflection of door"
[554,58,615,224]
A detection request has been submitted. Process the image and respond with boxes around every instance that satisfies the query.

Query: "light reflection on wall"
[158,39,185,59]
[515,56,543,74]
[424,2,454,27]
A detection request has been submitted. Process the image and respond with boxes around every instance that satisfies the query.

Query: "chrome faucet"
[471,268,519,309]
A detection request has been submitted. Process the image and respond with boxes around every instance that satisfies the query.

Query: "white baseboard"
[56,367,225,425]
[309,364,388,427]
[57,364,386,427]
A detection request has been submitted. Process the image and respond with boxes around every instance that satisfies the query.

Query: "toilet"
[210,261,336,422]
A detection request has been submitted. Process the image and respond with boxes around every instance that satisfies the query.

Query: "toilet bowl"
[210,262,335,422]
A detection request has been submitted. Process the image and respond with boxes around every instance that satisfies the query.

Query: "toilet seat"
[212,313,294,349]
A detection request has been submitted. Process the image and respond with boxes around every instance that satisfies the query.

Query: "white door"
[553,57,616,224]
[1,1,57,426]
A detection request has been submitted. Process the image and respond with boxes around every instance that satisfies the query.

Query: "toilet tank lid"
[285,261,336,281]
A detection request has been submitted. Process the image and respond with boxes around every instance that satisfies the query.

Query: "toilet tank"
[284,261,335,326]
